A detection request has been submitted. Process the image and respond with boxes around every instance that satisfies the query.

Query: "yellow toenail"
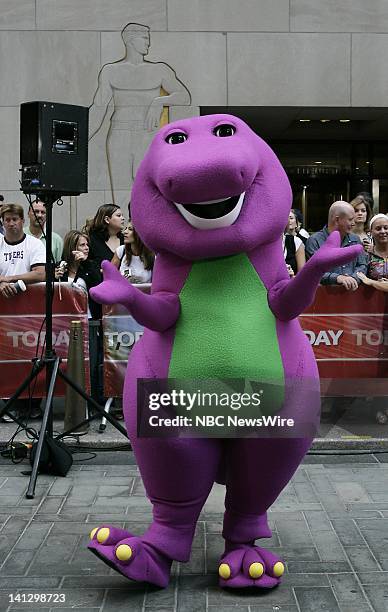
[249,562,264,579]
[273,561,285,577]
[89,528,98,540]
[116,544,132,562]
[96,527,110,543]
[219,563,231,579]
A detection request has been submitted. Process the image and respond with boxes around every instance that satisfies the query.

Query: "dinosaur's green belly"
[168,253,284,388]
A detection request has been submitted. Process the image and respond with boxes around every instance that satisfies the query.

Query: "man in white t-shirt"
[0,203,45,298]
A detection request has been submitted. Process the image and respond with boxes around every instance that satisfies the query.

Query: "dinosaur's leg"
[89,343,222,588]
[218,436,312,589]
[89,435,221,587]
[217,322,321,589]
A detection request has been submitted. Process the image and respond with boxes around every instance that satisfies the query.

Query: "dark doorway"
[270,141,372,232]
[201,107,388,231]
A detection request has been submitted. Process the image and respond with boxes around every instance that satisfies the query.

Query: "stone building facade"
[1,0,388,234]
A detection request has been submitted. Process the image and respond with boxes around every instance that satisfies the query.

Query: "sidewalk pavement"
[3,394,388,450]
[1,449,388,611]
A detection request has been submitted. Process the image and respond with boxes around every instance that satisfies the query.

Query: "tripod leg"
[58,369,128,438]
[26,357,60,499]
[0,360,44,420]
[99,397,113,432]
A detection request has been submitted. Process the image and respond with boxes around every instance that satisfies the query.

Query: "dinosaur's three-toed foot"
[218,544,285,589]
[88,525,172,588]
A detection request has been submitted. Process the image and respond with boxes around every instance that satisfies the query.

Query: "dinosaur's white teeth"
[181,197,231,206]
[174,193,245,230]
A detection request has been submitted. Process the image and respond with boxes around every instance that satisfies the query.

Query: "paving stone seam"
[269,493,311,611]
[141,587,147,612]
[98,594,105,612]
[300,506,343,611]
[300,504,376,611]
[173,572,179,612]
[203,520,208,575]
[34,476,72,535]
[290,586,303,612]
[9,478,69,578]
[301,508,332,554]
[68,533,84,565]
[2,514,21,533]
[292,585,338,612]
[286,584,302,611]
[0,509,39,572]
[129,475,137,496]
[35,478,68,516]
[50,472,75,496]
[327,577,375,612]
[58,573,66,590]
[328,519,377,611]
[0,516,9,533]
[305,467,339,500]
[24,520,56,577]
[100,587,109,612]
[351,517,385,572]
[42,493,69,517]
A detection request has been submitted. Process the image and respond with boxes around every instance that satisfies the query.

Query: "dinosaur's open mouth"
[174,193,245,230]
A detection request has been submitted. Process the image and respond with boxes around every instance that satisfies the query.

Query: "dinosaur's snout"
[156,156,255,205]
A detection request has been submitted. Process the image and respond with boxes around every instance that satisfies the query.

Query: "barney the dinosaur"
[88,114,362,589]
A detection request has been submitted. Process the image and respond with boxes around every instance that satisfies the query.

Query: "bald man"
[305,201,368,291]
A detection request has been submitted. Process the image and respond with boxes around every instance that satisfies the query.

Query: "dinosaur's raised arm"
[268,232,364,321]
[89,261,180,332]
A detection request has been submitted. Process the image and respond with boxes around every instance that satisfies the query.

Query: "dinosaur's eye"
[213,124,236,137]
[165,132,187,145]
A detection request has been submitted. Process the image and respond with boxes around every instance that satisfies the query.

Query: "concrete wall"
[1,0,388,235]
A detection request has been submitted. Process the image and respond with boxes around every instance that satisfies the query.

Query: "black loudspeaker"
[30,436,73,477]
[20,101,89,196]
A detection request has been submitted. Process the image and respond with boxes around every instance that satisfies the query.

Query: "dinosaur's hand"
[269,231,364,321]
[310,231,363,273]
[90,261,135,306]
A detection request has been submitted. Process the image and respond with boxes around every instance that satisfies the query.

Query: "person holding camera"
[55,230,102,315]
[55,230,90,289]
[55,230,105,409]
[0,203,45,298]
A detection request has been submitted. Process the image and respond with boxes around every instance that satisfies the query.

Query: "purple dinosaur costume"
[88,114,362,589]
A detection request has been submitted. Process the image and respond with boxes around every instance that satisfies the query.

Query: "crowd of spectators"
[1,191,387,425]
[0,198,154,423]
[0,199,154,306]
[0,190,385,309]
[305,200,368,291]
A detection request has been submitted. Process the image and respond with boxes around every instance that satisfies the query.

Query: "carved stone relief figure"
[89,22,191,205]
